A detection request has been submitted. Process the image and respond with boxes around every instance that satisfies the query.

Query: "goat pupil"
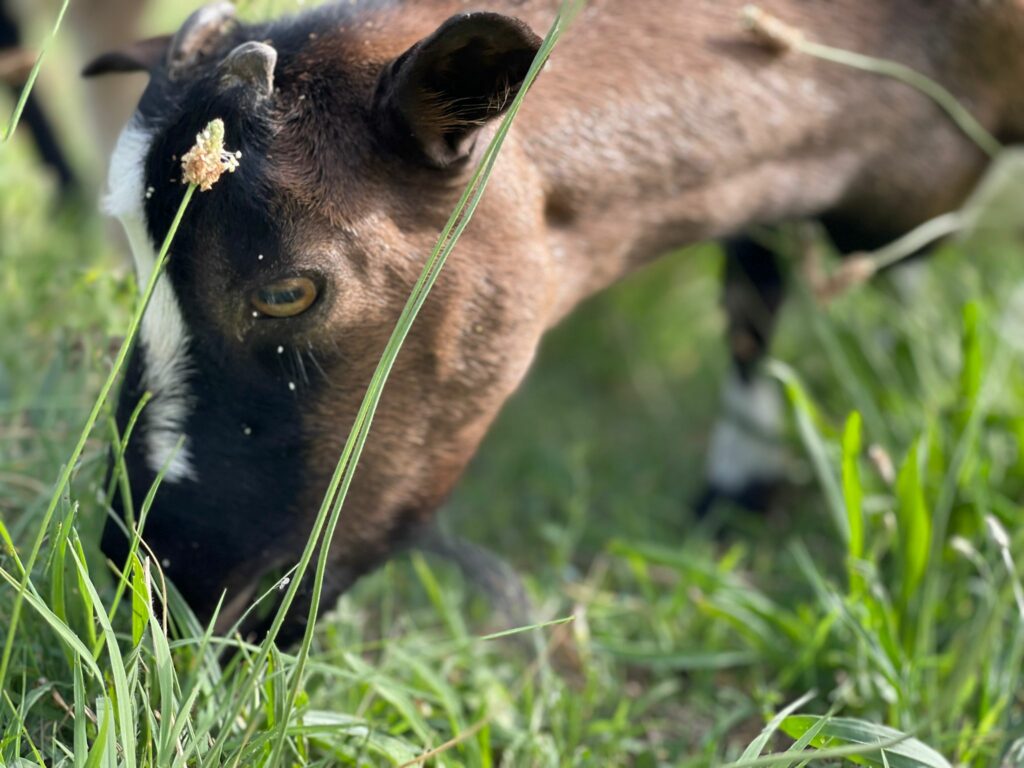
[262,286,302,305]
[251,276,318,317]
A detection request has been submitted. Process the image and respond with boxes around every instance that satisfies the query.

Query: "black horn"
[219,41,277,99]
[168,2,236,78]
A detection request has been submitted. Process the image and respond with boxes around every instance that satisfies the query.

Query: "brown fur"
[92,0,1024,635]
[240,0,1024,628]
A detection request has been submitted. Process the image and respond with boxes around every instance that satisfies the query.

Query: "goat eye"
[251,277,318,318]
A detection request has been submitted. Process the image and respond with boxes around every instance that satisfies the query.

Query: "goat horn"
[168,2,236,78]
[219,41,277,99]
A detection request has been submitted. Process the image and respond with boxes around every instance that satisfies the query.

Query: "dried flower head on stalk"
[180,118,241,191]
[741,5,806,52]
[813,254,878,304]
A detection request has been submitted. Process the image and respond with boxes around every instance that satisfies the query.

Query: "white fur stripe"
[706,372,787,493]
[106,120,197,483]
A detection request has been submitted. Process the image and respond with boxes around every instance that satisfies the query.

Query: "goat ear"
[374,12,542,168]
[82,36,171,77]
[83,2,236,79]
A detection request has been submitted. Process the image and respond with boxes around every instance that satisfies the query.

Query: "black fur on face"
[103,14,326,629]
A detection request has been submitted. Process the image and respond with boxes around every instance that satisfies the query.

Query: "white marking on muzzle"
[105,119,197,483]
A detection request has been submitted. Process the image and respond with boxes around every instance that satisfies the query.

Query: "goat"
[85,0,1024,644]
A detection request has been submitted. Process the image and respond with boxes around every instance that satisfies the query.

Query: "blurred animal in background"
[2,0,148,191]
[82,0,1024,644]
[71,0,150,161]
[1,1,75,191]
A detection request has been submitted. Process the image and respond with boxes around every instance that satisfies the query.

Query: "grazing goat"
[87,0,1024,643]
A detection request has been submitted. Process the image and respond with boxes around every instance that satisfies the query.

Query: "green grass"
[3,1,1024,765]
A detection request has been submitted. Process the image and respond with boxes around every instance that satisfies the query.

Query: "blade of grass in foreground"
[1,0,70,143]
[780,716,950,768]
[196,3,587,763]
[741,5,1001,159]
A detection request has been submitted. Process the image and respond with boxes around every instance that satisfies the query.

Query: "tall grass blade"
[130,556,148,647]
[1,0,70,142]
[842,412,865,591]
[73,657,86,768]
[895,441,931,615]
[84,696,114,768]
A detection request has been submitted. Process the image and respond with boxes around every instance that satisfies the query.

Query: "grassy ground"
[2,1,1024,765]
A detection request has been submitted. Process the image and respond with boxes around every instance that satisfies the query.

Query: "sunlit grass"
[2,0,1024,765]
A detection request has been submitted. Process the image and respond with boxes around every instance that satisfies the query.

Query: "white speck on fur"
[277,345,284,354]
[258,253,265,261]
[288,381,296,391]
[706,371,787,492]
[105,118,197,483]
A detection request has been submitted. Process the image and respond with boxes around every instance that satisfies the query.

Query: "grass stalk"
[741,4,1003,159]
[1,0,70,143]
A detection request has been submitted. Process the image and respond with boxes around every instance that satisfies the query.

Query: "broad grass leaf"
[412,552,468,639]
[48,507,72,631]
[739,690,816,761]
[780,716,951,768]
[843,412,865,565]
[769,361,849,544]
[896,441,931,607]
[84,696,115,768]
[0,519,24,575]
[69,531,98,651]
[73,657,86,768]
[958,303,984,417]
[296,710,421,764]
[130,556,147,647]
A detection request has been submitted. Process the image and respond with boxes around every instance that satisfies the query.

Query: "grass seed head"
[181,118,241,191]
[741,5,806,51]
